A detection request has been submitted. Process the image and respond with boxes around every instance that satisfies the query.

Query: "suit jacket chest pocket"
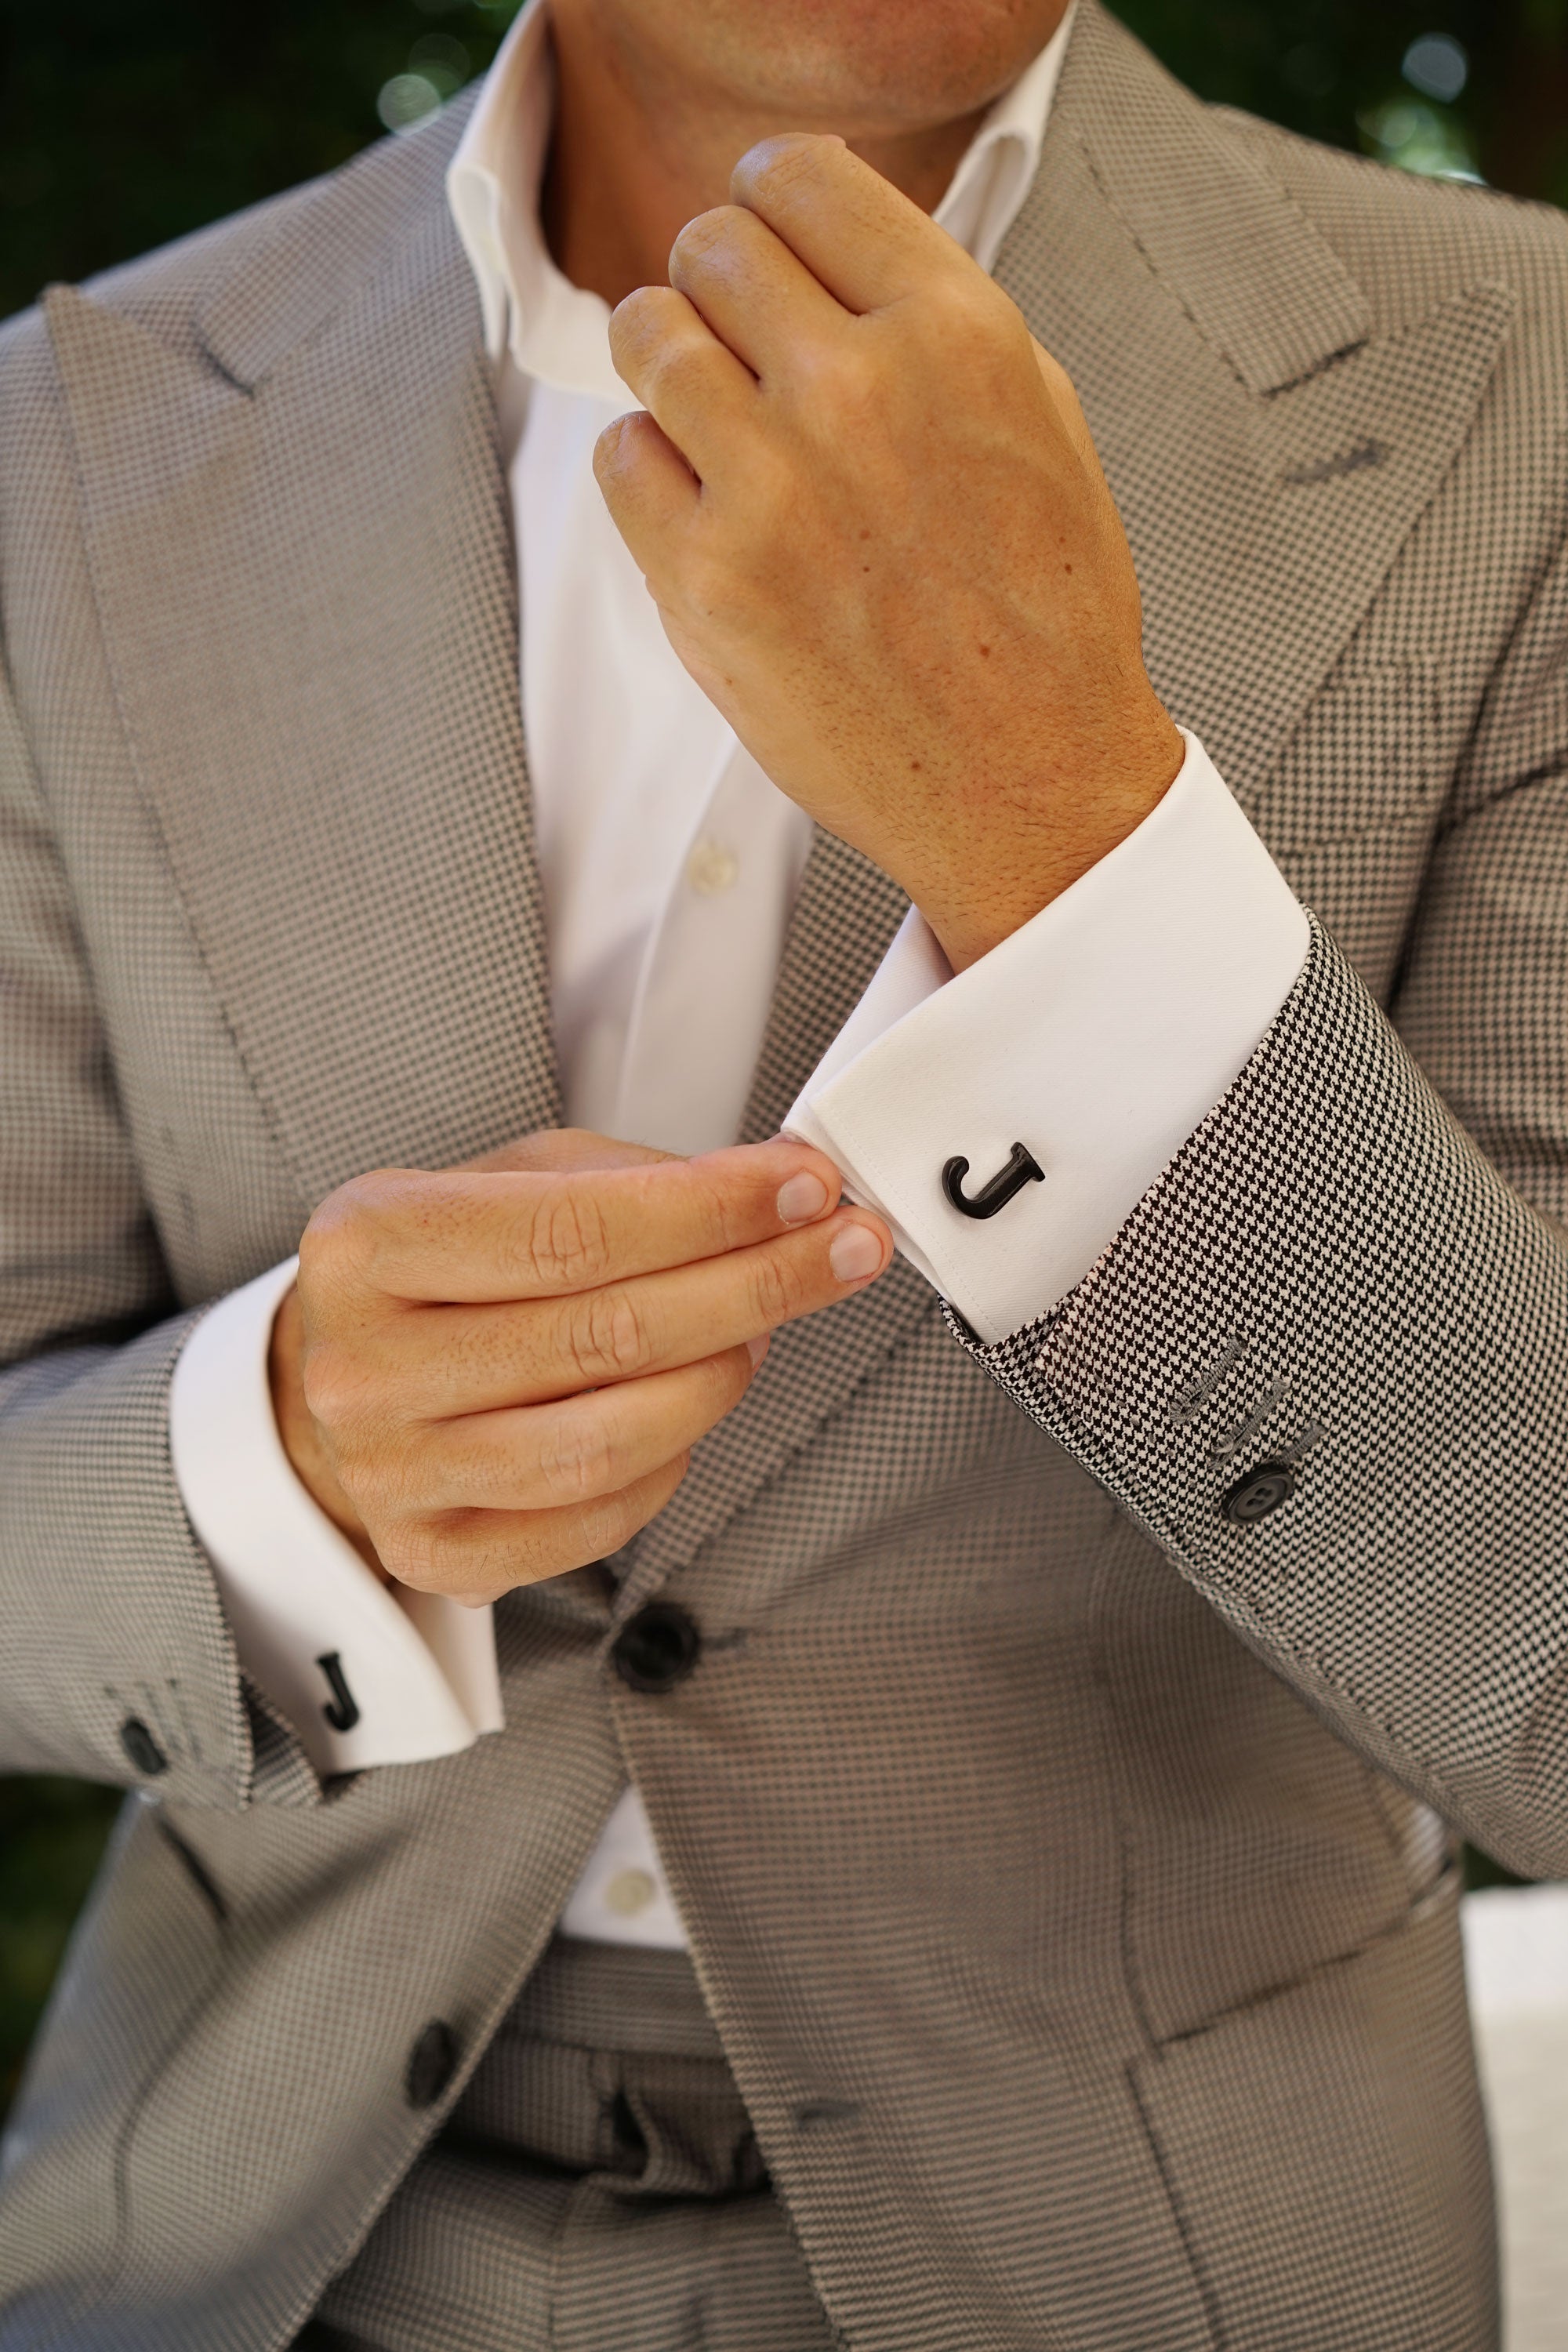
[1247,654,1447,1003]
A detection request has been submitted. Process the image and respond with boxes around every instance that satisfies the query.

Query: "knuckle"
[299,1337,372,1436]
[696,1169,749,1257]
[384,1511,534,1599]
[818,341,880,417]
[519,1184,612,1292]
[704,1348,752,1417]
[296,1191,362,1297]
[922,279,1015,379]
[535,1411,619,1506]
[374,1432,434,1515]
[376,1518,452,1595]
[337,1465,396,1548]
[298,1170,407,1298]
[737,133,817,204]
[643,333,712,402]
[563,1285,648,1383]
[609,287,684,376]
[931,271,996,332]
[670,205,742,274]
[593,413,638,487]
[581,1466,686,1555]
[610,283,667,343]
[749,1244,803,1329]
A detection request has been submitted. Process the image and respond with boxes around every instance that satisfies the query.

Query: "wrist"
[267,1284,386,1578]
[920,706,1185,971]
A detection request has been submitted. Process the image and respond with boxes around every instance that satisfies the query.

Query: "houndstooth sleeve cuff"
[947,913,1568,1881]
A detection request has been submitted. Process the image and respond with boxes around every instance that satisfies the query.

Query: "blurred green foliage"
[1121,0,1568,201]
[0,0,1564,321]
[0,0,1561,2116]
[0,1780,120,2114]
[0,0,527,321]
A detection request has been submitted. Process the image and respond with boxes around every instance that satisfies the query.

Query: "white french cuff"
[784,731,1312,1347]
[169,1258,504,1777]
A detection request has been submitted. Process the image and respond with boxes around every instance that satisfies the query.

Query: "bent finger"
[606,284,757,478]
[730,132,970,316]
[384,1457,692,1602]
[413,1344,763,1513]
[527,1209,893,1397]
[307,1139,844,1309]
[669,203,847,383]
[593,409,700,575]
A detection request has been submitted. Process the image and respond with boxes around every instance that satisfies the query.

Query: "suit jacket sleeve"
[0,637,319,1810]
[959,524,1568,1884]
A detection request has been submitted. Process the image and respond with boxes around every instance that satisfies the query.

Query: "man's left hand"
[594,133,1184,972]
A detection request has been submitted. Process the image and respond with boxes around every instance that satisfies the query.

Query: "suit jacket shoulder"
[1207,95,1568,372]
[0,83,478,397]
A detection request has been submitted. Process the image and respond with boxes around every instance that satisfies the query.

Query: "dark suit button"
[405,2020,459,2108]
[1222,1463,1298,1525]
[118,1717,168,1776]
[611,1602,701,1693]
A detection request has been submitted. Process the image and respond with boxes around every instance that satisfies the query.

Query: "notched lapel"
[1000,1,1517,807]
[194,93,478,395]
[1221,281,1516,801]
[48,182,559,1215]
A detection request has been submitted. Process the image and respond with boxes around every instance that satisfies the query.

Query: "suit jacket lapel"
[996,0,1515,811]
[47,107,561,1218]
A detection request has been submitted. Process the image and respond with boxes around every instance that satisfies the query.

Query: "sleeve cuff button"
[1222,1464,1298,1525]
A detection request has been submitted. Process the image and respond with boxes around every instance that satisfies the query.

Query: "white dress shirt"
[169,0,1308,1948]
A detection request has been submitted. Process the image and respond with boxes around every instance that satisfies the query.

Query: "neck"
[540,9,989,310]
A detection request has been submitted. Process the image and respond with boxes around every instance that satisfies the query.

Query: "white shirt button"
[602,1866,659,1918]
[685,838,739,897]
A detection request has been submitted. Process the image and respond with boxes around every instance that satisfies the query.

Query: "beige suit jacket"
[3,6,1568,2343]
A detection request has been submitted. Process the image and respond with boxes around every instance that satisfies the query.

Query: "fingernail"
[829,1224,886,1284]
[747,1333,770,1369]
[777,1172,830,1225]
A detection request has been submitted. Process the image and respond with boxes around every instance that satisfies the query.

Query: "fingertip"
[766,1134,844,1220]
[776,1171,832,1226]
[829,1218,893,1287]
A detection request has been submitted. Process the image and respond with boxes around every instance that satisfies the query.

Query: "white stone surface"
[1463,1885,1568,2352]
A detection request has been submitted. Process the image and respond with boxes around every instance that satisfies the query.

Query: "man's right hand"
[268,1130,891,1604]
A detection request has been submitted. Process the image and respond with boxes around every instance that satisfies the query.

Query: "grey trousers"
[300,1937,837,2352]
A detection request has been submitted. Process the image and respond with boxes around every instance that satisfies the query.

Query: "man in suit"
[2,0,1566,2342]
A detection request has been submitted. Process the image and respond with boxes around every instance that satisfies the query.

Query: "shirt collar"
[447,0,1076,405]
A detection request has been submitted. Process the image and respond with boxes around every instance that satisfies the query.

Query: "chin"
[673,0,1069,129]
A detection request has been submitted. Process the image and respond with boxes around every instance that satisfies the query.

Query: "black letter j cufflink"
[942,1142,1044,1220]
